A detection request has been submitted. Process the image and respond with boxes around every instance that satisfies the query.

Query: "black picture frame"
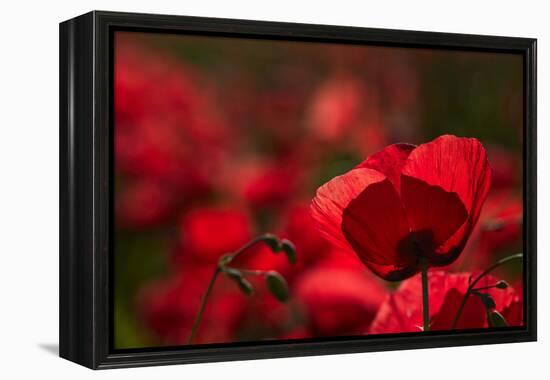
[59,10,537,369]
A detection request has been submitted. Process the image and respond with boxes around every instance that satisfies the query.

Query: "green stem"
[186,234,277,344]
[231,233,275,261]
[472,284,498,292]
[421,259,430,332]
[187,268,220,344]
[233,268,266,276]
[451,253,523,329]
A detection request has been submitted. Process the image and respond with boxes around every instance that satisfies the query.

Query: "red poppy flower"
[369,271,522,333]
[311,135,492,281]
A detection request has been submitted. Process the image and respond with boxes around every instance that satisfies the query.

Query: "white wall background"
[0,0,546,378]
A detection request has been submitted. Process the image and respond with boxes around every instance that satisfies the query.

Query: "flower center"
[397,229,435,264]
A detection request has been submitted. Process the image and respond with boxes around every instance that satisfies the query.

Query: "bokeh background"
[114,31,523,349]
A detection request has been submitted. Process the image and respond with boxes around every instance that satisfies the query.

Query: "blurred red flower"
[176,207,253,265]
[116,180,178,229]
[486,146,520,190]
[306,76,389,157]
[243,162,301,209]
[138,268,246,345]
[279,204,332,273]
[115,38,230,227]
[369,271,522,333]
[452,190,522,271]
[115,117,215,195]
[295,266,387,336]
[478,191,522,255]
[307,78,362,141]
[311,135,492,281]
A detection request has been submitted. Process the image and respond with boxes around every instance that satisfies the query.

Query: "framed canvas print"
[59,11,537,369]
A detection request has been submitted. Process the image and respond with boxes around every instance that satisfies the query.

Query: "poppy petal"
[362,261,421,282]
[400,175,468,263]
[310,168,387,253]
[341,178,412,267]
[357,143,416,192]
[369,272,521,333]
[430,288,486,330]
[402,135,491,211]
[402,135,492,261]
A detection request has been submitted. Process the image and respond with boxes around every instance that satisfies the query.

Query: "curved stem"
[231,233,275,261]
[233,268,266,276]
[187,268,220,344]
[421,259,430,332]
[451,253,523,329]
[187,233,288,344]
[472,284,498,292]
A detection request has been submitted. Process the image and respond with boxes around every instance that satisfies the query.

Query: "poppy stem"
[187,233,293,344]
[232,268,267,276]
[451,253,523,329]
[231,233,278,261]
[420,258,430,332]
[187,267,220,345]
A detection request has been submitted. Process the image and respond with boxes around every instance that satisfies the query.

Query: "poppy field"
[113,31,524,349]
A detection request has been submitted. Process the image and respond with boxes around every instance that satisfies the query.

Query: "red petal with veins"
[402,135,492,263]
[310,168,387,253]
[400,175,468,263]
[341,178,414,279]
[357,143,416,192]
